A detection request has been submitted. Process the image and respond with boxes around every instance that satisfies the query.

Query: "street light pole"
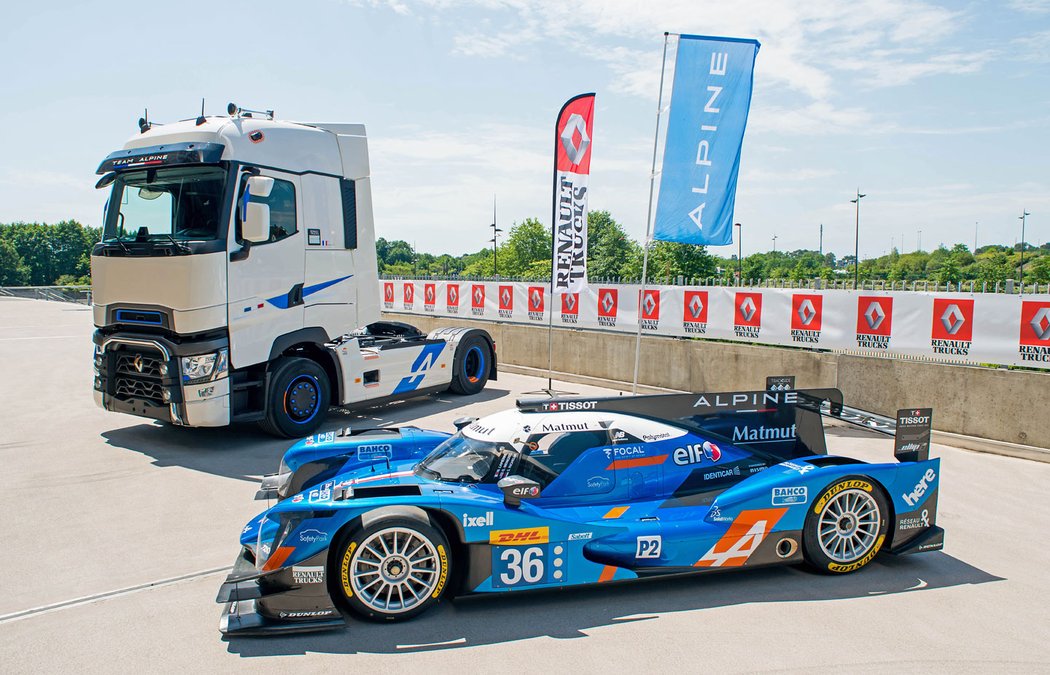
[771,234,777,254]
[489,195,502,277]
[1020,210,1030,287]
[735,222,742,284]
[819,223,823,257]
[850,188,866,288]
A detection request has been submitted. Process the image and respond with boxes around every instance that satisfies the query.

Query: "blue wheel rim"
[463,345,485,383]
[285,374,320,424]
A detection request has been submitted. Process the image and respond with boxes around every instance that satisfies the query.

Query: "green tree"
[647,241,716,280]
[0,239,29,285]
[588,211,640,279]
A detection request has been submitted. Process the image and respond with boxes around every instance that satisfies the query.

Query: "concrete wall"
[388,313,1050,449]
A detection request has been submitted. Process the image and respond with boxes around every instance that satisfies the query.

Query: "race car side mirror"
[497,475,541,508]
[452,416,476,430]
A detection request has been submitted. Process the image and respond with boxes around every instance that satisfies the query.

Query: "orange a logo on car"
[695,508,788,568]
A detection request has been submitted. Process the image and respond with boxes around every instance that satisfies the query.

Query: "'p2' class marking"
[636,535,662,559]
[491,543,566,588]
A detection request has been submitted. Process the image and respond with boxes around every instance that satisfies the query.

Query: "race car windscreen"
[415,434,515,483]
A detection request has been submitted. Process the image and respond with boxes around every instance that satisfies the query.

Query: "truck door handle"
[287,283,305,308]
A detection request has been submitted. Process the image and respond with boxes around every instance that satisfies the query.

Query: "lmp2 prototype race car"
[217,388,944,635]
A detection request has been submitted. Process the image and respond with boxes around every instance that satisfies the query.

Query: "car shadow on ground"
[99,387,512,483]
[225,551,1001,657]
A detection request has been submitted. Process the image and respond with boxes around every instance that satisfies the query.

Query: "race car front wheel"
[334,517,452,621]
[803,476,889,574]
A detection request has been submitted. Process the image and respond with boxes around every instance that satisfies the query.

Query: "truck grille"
[112,349,167,406]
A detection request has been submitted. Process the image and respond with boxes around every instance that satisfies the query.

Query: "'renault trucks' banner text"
[653,35,759,246]
[551,93,595,296]
[383,279,1050,369]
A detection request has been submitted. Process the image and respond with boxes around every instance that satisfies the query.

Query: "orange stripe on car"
[261,545,295,572]
[603,506,629,519]
[599,565,617,582]
[605,454,668,471]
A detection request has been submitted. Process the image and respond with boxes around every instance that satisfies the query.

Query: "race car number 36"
[491,544,566,588]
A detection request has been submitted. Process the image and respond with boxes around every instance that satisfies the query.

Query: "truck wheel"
[449,334,490,395]
[803,476,889,574]
[334,517,451,622]
[259,357,331,438]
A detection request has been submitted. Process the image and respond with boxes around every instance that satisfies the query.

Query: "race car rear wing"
[517,388,932,463]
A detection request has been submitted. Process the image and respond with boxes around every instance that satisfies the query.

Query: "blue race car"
[217,388,944,635]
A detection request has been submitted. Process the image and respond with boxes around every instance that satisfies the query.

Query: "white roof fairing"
[117,116,368,179]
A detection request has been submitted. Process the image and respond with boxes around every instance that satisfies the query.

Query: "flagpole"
[631,32,672,394]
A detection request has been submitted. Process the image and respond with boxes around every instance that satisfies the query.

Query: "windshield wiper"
[155,234,191,255]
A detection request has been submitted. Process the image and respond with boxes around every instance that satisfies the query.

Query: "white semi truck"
[91,103,495,437]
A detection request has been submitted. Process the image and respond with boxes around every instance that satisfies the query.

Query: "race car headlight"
[181,348,229,383]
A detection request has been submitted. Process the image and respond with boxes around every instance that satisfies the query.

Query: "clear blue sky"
[2,0,1047,260]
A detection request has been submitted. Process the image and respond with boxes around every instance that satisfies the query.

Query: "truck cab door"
[227,169,306,369]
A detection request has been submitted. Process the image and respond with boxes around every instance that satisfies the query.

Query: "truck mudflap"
[216,548,345,636]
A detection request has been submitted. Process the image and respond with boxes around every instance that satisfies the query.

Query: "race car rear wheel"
[803,476,889,574]
[335,517,451,621]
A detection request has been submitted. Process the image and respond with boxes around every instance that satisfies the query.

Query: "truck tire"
[449,334,491,395]
[259,357,331,438]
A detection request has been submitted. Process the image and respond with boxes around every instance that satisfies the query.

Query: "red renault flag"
[551,93,595,295]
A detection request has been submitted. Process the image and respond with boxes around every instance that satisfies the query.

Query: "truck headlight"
[93,344,103,370]
[181,348,229,383]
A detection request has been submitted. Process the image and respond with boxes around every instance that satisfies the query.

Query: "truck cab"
[91,105,494,437]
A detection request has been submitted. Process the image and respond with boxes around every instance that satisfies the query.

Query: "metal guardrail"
[0,286,92,305]
[380,275,1047,295]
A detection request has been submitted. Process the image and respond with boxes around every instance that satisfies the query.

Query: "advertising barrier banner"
[383,280,1050,369]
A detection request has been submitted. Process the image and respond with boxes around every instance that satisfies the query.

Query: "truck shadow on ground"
[99,387,511,483]
[225,551,1000,657]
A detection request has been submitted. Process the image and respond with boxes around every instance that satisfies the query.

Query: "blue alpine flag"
[653,35,760,246]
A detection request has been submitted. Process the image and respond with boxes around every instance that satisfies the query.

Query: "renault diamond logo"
[501,288,511,306]
[864,301,886,330]
[739,296,757,322]
[940,303,966,336]
[474,287,484,304]
[530,289,542,309]
[797,299,817,326]
[601,292,615,314]
[133,355,144,373]
[425,286,435,302]
[688,295,704,319]
[560,113,591,165]
[564,294,576,311]
[448,287,458,303]
[643,293,657,316]
[1032,307,1050,340]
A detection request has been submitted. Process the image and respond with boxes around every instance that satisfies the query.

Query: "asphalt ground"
[1,297,1048,674]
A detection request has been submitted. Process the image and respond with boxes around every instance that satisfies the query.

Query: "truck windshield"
[104,167,227,242]
[415,434,516,483]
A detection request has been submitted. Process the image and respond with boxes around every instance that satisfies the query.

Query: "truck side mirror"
[497,475,541,508]
[241,176,274,243]
[243,202,271,243]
